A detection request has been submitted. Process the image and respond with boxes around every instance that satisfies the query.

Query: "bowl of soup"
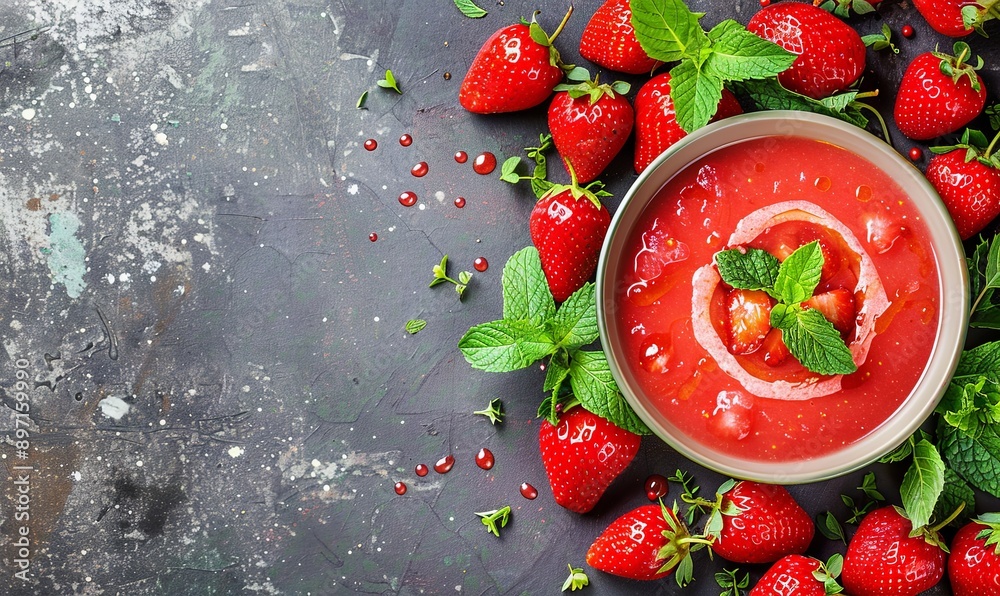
[596,111,968,483]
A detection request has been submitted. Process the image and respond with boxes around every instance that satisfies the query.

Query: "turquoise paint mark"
[46,212,87,298]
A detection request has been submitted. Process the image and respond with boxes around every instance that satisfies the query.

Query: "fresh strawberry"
[749,554,844,595]
[458,9,573,114]
[894,43,987,141]
[725,289,774,355]
[706,480,815,564]
[529,169,612,302]
[926,129,1000,240]
[913,0,996,37]
[747,3,865,100]
[586,502,708,585]
[633,73,743,173]
[805,289,856,336]
[538,407,640,514]
[949,514,1000,596]
[548,75,634,184]
[842,506,948,596]
[579,0,659,75]
[762,328,790,366]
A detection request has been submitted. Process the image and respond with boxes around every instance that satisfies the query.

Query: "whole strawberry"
[926,129,1000,239]
[529,168,612,302]
[913,0,994,37]
[633,73,743,174]
[586,502,708,585]
[749,554,844,595]
[579,0,659,75]
[948,514,1000,596]
[548,74,634,184]
[705,480,815,564]
[894,42,987,141]
[747,3,865,100]
[538,407,640,513]
[459,9,572,114]
[842,506,948,596]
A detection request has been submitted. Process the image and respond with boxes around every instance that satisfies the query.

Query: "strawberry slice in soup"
[691,201,889,401]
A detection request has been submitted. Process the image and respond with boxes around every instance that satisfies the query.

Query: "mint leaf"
[715,248,781,291]
[954,341,1000,379]
[899,438,945,531]
[773,241,824,304]
[934,468,976,529]
[459,319,555,372]
[405,319,427,334]
[704,20,796,82]
[669,58,723,134]
[551,282,599,350]
[569,351,651,435]
[499,156,521,184]
[376,69,401,94]
[453,0,487,18]
[502,247,556,323]
[774,307,857,375]
[562,564,589,592]
[970,235,1000,328]
[880,440,913,463]
[630,0,708,63]
[939,419,1000,497]
[735,79,868,129]
[544,355,571,394]
[817,511,846,543]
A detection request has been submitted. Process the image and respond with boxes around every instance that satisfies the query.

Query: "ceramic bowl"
[596,111,968,483]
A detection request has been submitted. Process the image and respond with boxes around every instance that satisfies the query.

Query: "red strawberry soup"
[612,136,940,463]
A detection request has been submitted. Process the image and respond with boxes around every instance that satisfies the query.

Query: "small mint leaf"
[405,319,427,334]
[500,156,522,184]
[458,319,556,372]
[630,0,708,63]
[453,0,487,18]
[817,511,846,543]
[715,248,781,291]
[669,58,724,134]
[376,69,401,94]
[899,438,945,531]
[501,247,556,323]
[774,307,857,375]
[703,20,796,82]
[773,240,824,304]
[562,564,589,592]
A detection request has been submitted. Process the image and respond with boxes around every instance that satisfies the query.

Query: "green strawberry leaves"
[459,247,651,435]
[631,0,795,132]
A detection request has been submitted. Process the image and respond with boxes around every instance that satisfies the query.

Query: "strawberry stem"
[853,99,893,148]
[549,5,574,44]
[929,503,966,534]
[985,129,1000,160]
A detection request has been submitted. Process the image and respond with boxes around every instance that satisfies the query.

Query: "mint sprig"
[430,255,473,299]
[500,134,557,199]
[561,564,589,592]
[631,0,796,133]
[459,247,651,435]
[475,506,511,537]
[715,242,856,376]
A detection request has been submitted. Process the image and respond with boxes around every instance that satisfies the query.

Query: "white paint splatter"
[21,108,36,120]
[228,446,245,458]
[98,395,131,420]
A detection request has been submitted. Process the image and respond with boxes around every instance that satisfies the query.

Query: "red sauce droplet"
[411,162,429,177]
[644,474,669,501]
[472,152,497,175]
[475,448,495,470]
[519,482,538,500]
[902,24,915,38]
[399,134,413,147]
[369,232,378,242]
[454,151,468,164]
[473,257,488,272]
[434,455,455,474]
[394,481,407,495]
[415,463,429,477]
[454,196,466,209]
[364,138,378,151]
[908,147,923,162]
[398,191,418,207]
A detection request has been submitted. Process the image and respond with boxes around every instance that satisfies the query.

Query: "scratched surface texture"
[0,0,997,594]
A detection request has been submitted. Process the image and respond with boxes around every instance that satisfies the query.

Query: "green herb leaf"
[880,440,913,463]
[736,79,868,129]
[453,0,487,18]
[550,282,599,350]
[715,248,781,291]
[475,505,511,537]
[970,235,1000,328]
[899,438,945,531]
[474,398,504,425]
[858,472,885,502]
[714,568,749,595]
[562,564,589,592]
[817,511,846,542]
[669,58,723,134]
[861,24,899,54]
[405,319,427,334]
[357,90,369,109]
[773,241,824,304]
[630,0,708,63]
[501,247,556,323]
[569,351,651,435]
[934,468,976,529]
[459,319,555,372]
[377,69,402,94]
[703,20,796,82]
[500,156,522,184]
[772,307,857,375]
[939,419,1000,497]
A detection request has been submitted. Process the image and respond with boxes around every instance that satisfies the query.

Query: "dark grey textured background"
[0,0,996,594]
